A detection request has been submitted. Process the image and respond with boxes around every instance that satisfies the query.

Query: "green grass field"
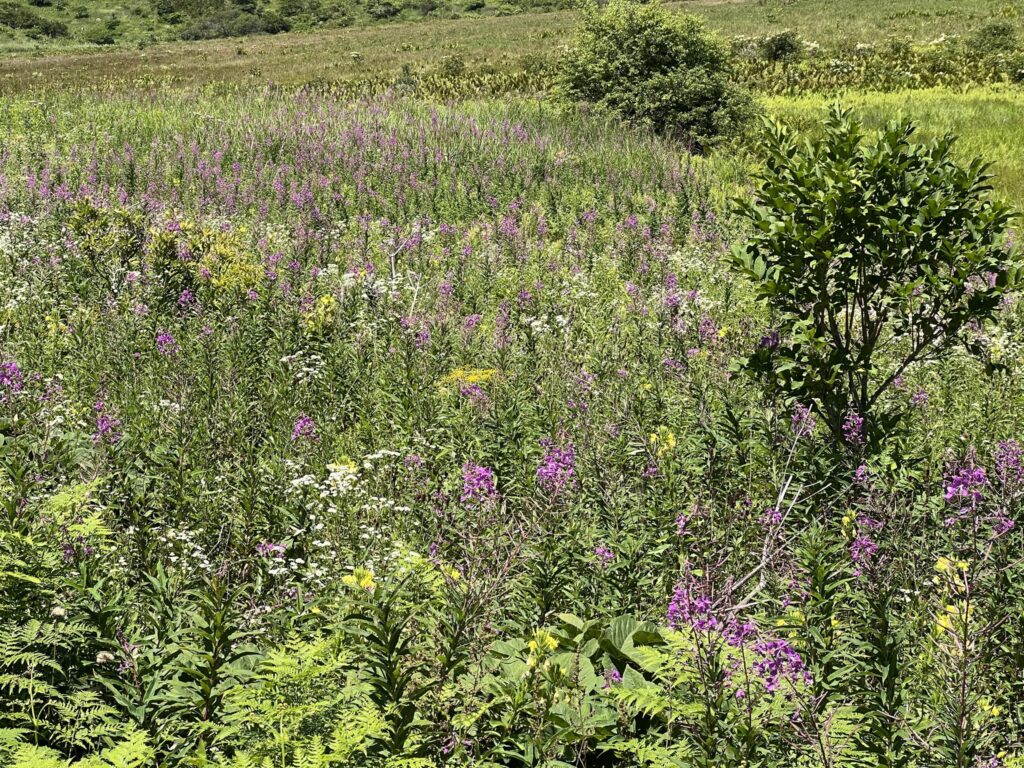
[766,86,1024,207]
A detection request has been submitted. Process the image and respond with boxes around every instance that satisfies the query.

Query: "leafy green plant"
[217,634,386,766]
[731,106,1020,447]
[558,0,755,147]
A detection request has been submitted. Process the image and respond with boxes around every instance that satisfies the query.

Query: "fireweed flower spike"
[291,413,318,442]
[461,462,497,506]
[945,466,988,505]
[842,410,865,446]
[92,400,122,445]
[0,360,24,405]
[155,332,180,356]
[995,439,1023,485]
[536,439,576,495]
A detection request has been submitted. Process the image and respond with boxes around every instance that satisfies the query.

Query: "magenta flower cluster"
[461,462,497,505]
[0,360,24,404]
[291,413,318,442]
[667,575,809,694]
[842,410,865,445]
[156,332,180,357]
[92,400,122,445]
[944,466,987,505]
[536,439,576,495]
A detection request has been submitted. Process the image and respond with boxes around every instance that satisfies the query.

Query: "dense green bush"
[969,20,1019,56]
[180,7,290,39]
[0,1,69,36]
[758,28,803,62]
[731,106,1020,447]
[558,0,755,148]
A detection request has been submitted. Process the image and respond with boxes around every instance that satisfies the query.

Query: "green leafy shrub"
[731,106,1020,447]
[365,0,398,19]
[180,9,290,39]
[0,2,68,37]
[557,0,755,148]
[84,27,117,45]
[758,29,804,62]
[968,20,1018,56]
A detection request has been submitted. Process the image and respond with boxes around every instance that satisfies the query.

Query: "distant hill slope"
[0,0,572,53]
[2,0,1021,56]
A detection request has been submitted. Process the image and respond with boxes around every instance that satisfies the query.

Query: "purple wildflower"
[843,411,865,445]
[993,516,1015,535]
[752,638,807,692]
[415,327,431,350]
[667,577,718,632]
[155,332,179,357]
[853,463,871,486]
[850,535,879,575]
[603,668,622,688]
[759,330,780,349]
[92,400,122,445]
[0,361,24,403]
[791,405,816,438]
[459,383,490,408]
[291,413,318,442]
[0,361,23,391]
[945,466,987,505]
[536,439,576,495]
[461,462,497,505]
[698,314,717,344]
[256,541,286,558]
[724,618,757,648]
[995,439,1023,485]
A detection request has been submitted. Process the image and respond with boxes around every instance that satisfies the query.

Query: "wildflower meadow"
[2,2,1024,767]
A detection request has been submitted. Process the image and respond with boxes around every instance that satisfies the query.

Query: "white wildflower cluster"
[279,350,326,386]
[154,525,213,572]
[276,450,420,589]
[315,449,413,522]
[524,313,570,337]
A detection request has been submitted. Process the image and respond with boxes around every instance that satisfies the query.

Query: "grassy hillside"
[0,0,571,53]
[2,0,1023,55]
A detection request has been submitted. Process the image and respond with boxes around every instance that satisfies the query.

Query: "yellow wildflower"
[649,426,677,456]
[342,567,376,591]
[441,367,499,386]
[527,628,558,658]
[304,294,337,331]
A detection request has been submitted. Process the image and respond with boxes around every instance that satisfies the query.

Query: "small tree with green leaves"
[558,0,754,149]
[731,107,1019,447]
